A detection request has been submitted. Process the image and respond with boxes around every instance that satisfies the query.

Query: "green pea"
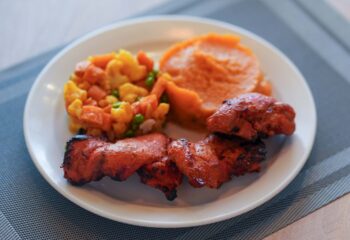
[145,69,159,87]
[124,129,135,138]
[133,113,144,125]
[112,102,122,108]
[145,75,155,87]
[111,89,119,98]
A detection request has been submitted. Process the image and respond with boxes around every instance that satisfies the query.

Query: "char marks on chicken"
[207,93,295,140]
[168,134,266,188]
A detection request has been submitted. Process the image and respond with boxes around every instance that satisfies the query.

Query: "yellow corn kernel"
[64,81,87,104]
[106,59,129,89]
[111,109,131,123]
[119,83,148,102]
[118,50,147,81]
[109,74,129,90]
[122,93,138,103]
[153,103,170,119]
[112,122,128,135]
[105,95,118,104]
[67,99,83,118]
[68,117,83,133]
[106,59,123,76]
[111,102,133,123]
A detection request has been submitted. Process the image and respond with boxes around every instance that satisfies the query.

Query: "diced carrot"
[80,106,104,127]
[88,85,107,101]
[90,53,115,69]
[84,97,98,106]
[103,105,112,113]
[83,64,105,84]
[134,94,158,115]
[137,50,154,71]
[102,113,112,131]
[151,76,167,100]
[144,95,158,110]
[75,61,91,78]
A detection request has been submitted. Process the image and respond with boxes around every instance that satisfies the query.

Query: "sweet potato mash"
[160,33,271,127]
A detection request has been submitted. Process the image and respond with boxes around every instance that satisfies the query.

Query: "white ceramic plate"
[24,16,316,228]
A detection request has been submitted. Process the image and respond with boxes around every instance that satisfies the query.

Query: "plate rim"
[23,15,317,228]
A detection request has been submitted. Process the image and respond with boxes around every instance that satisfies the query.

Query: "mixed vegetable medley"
[64,49,170,140]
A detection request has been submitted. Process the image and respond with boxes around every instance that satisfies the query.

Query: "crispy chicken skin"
[168,134,266,188]
[138,157,183,201]
[207,93,296,140]
[63,133,169,184]
[205,134,266,176]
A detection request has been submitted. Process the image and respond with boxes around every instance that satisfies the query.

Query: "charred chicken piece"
[204,134,266,176]
[207,93,296,140]
[138,157,183,201]
[168,134,266,188]
[168,138,230,188]
[62,133,169,184]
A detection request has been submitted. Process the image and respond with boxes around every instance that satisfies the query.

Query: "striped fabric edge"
[263,0,350,85]
[0,211,21,240]
[217,176,350,240]
[295,0,350,52]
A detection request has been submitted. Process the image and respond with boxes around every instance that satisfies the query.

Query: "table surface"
[1,0,350,239]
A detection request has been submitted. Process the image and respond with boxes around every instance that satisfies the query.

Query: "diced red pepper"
[83,97,98,106]
[87,85,107,101]
[103,105,112,113]
[83,64,105,84]
[80,106,104,127]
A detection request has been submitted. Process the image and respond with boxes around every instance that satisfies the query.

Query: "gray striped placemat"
[1,0,350,239]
